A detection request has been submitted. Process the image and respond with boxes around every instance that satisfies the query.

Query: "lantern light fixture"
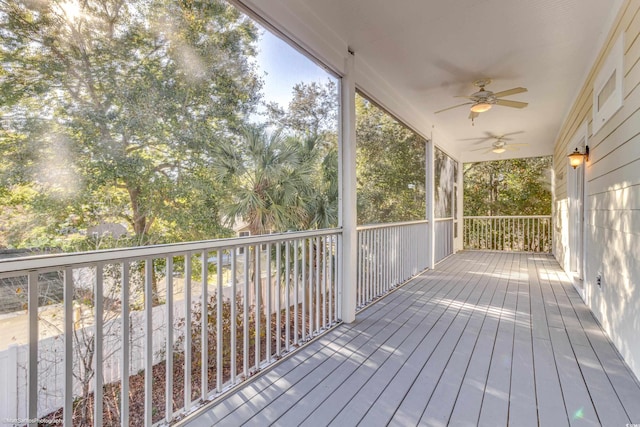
[568,146,589,169]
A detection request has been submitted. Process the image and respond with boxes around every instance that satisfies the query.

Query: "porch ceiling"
[241,0,622,162]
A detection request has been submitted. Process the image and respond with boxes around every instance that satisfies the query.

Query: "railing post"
[339,49,357,323]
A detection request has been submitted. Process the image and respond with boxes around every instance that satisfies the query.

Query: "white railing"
[0,229,341,426]
[463,216,552,252]
[356,221,429,309]
[434,217,454,263]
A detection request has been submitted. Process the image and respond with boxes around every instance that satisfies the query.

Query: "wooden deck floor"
[182,251,640,427]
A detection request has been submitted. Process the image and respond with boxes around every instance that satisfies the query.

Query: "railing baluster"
[184,253,192,410]
[328,237,334,323]
[356,231,362,306]
[255,244,261,371]
[266,243,272,363]
[302,238,308,340]
[201,251,208,400]
[285,241,291,351]
[144,259,152,426]
[315,236,321,333]
[380,228,384,293]
[230,250,237,383]
[376,228,380,294]
[365,229,370,303]
[27,271,38,425]
[243,246,249,377]
[393,226,398,284]
[384,227,389,292]
[121,262,131,422]
[166,256,174,423]
[294,239,300,344]
[216,250,223,392]
[95,264,104,427]
[322,236,327,330]
[275,242,281,357]
[307,238,312,339]
[64,268,73,427]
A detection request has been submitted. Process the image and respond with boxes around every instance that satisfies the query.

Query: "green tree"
[214,126,316,235]
[463,156,552,216]
[355,93,426,225]
[267,79,338,139]
[266,79,339,230]
[0,0,261,249]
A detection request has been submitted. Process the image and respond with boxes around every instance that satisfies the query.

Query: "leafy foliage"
[262,79,339,231]
[0,0,262,249]
[355,93,426,225]
[214,126,314,234]
[463,156,552,216]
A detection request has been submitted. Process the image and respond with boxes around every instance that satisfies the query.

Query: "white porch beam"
[339,50,357,323]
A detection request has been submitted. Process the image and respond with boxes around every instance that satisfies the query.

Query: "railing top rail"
[356,220,429,231]
[463,215,552,219]
[0,227,342,275]
[434,217,454,222]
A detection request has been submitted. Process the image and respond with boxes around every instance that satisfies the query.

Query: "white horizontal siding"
[553,0,640,379]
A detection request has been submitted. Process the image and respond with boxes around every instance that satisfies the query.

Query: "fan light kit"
[470,102,492,113]
[467,132,528,155]
[435,79,528,124]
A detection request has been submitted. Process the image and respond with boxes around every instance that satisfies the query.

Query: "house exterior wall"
[553,0,640,379]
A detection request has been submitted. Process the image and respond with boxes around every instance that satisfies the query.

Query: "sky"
[255,28,336,109]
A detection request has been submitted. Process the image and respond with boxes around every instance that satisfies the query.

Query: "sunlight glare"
[59,0,83,22]
[34,133,82,199]
[572,407,584,420]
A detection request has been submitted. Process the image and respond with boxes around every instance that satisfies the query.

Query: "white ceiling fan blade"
[505,145,521,151]
[468,132,508,144]
[493,87,527,98]
[499,130,525,138]
[507,143,529,147]
[495,99,528,109]
[468,110,480,120]
[435,102,473,114]
[470,146,491,151]
[470,138,494,145]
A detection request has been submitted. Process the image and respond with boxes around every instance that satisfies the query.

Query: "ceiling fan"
[469,134,528,154]
[462,131,525,145]
[435,79,528,121]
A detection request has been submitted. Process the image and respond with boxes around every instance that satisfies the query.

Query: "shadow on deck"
[180,251,640,427]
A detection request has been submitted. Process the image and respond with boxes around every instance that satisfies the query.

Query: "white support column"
[340,50,357,323]
[426,138,436,269]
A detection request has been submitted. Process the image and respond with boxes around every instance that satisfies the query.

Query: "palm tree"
[215,126,316,235]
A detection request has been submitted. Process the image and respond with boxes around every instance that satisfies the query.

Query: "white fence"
[0,229,341,426]
[463,216,552,252]
[356,221,429,309]
[0,304,175,423]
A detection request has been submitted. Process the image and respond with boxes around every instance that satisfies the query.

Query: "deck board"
[182,251,640,427]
